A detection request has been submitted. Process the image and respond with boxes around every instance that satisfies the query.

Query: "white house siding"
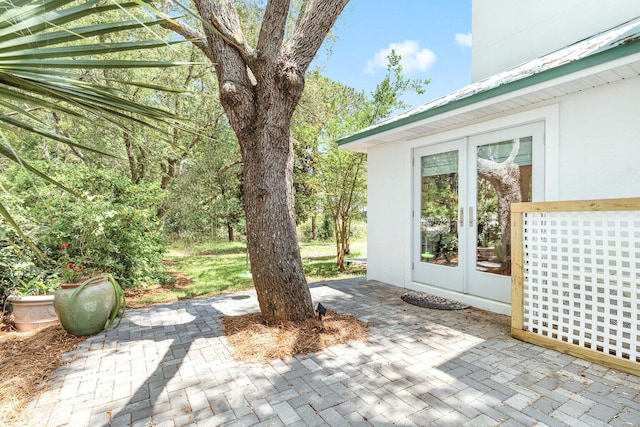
[557,78,640,200]
[472,0,640,81]
[364,74,640,312]
[366,139,408,286]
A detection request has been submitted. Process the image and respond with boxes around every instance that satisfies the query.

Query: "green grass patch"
[167,240,248,257]
[301,241,366,282]
[133,240,366,306]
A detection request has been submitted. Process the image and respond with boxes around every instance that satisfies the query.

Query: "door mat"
[401,291,470,310]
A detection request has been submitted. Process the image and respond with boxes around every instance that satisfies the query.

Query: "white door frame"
[412,121,545,303]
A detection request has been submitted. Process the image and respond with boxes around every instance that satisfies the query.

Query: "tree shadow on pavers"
[431,320,640,425]
[308,278,413,324]
[304,280,640,425]
[90,290,259,426]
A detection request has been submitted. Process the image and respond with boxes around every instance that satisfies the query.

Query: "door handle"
[469,206,474,227]
[459,207,464,227]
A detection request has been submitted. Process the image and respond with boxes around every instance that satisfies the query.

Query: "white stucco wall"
[472,0,640,81]
[364,75,640,309]
[366,139,408,286]
[556,79,640,200]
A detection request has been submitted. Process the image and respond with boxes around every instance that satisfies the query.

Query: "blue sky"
[315,0,473,110]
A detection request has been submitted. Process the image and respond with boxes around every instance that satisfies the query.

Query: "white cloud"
[364,40,437,75]
[454,32,472,48]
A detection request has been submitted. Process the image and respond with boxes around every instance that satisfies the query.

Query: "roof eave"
[338,38,640,150]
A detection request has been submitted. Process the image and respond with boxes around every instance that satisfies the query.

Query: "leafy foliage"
[421,173,459,264]
[312,51,429,268]
[2,164,169,298]
[162,122,245,242]
[0,0,194,252]
[0,189,47,304]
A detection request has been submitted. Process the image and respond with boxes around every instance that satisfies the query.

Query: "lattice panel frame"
[522,210,640,364]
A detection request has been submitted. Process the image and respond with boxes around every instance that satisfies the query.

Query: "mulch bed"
[0,322,85,426]
[223,308,368,364]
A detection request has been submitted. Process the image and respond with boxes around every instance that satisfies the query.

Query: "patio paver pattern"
[26,278,640,426]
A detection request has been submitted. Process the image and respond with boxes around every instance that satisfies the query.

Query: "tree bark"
[242,109,313,322]
[333,213,343,269]
[124,131,139,183]
[160,159,177,190]
[227,223,234,241]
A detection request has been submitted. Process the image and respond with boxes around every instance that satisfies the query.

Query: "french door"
[413,122,544,303]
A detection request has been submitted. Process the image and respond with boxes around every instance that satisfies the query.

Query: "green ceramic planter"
[54,277,116,336]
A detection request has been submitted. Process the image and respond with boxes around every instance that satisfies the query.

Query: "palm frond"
[0,0,195,255]
[0,40,184,60]
[0,200,45,258]
[0,17,172,51]
[0,0,187,130]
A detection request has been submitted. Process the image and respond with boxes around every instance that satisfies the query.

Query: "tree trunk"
[333,213,344,269]
[43,142,51,163]
[227,222,234,241]
[160,158,177,190]
[311,213,317,240]
[242,110,314,323]
[124,131,139,184]
[164,0,349,322]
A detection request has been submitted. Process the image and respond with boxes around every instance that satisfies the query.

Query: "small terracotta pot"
[8,295,58,332]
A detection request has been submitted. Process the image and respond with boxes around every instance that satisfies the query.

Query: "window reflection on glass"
[421,151,459,266]
[476,137,533,276]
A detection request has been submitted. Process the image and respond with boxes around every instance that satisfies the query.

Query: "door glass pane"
[476,137,532,276]
[421,151,459,266]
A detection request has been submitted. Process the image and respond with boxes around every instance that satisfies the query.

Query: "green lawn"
[300,241,366,281]
[133,240,366,305]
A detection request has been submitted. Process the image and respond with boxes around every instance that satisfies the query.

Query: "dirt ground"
[0,272,367,425]
[123,270,192,308]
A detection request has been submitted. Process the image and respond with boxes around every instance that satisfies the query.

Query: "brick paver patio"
[25,278,640,426]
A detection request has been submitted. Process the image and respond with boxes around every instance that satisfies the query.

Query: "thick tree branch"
[196,0,255,62]
[287,0,349,72]
[218,159,242,176]
[160,20,209,54]
[256,0,290,62]
[160,158,177,190]
[190,0,256,135]
[506,139,520,163]
[153,1,210,53]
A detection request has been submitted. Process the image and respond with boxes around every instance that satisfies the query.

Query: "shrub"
[4,163,170,290]
[0,192,56,309]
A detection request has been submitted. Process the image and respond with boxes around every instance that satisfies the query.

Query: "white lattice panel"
[522,210,640,363]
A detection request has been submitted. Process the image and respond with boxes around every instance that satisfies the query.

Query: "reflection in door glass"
[476,137,532,276]
[421,151,458,266]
